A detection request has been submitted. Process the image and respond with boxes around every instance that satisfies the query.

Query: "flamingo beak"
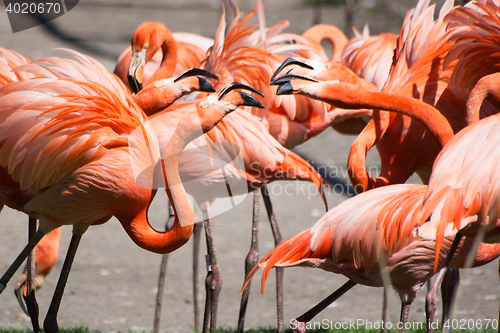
[174,68,220,82]
[270,74,318,86]
[218,82,265,108]
[270,57,314,83]
[128,49,147,94]
[270,74,318,95]
[174,68,220,93]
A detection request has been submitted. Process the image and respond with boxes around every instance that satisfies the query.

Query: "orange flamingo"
[267,2,469,316]
[416,0,500,313]
[0,47,65,330]
[243,183,500,332]
[2,47,218,327]
[113,21,211,94]
[0,49,260,333]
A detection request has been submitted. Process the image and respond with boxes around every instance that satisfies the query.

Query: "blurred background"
[0,0,498,332]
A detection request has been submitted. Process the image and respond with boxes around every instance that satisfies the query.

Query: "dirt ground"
[1,0,499,332]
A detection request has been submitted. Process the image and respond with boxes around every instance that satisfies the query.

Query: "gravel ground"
[0,0,499,332]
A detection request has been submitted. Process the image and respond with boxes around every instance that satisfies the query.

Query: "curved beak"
[218,82,265,108]
[175,68,220,93]
[270,57,314,83]
[271,73,318,86]
[128,49,147,94]
[174,68,220,82]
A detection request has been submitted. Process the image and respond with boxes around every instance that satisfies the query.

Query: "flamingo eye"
[143,43,149,50]
[154,81,162,87]
[325,63,332,70]
[200,101,208,108]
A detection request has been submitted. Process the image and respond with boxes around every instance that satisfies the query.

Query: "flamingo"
[243,183,500,332]
[0,49,262,333]
[113,21,212,94]
[0,47,66,330]
[267,1,473,322]
[415,0,500,317]
[1,45,219,329]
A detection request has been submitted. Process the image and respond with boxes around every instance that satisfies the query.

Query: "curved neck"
[118,188,193,254]
[347,111,391,192]
[302,24,348,62]
[313,82,454,149]
[145,31,178,87]
[466,73,500,125]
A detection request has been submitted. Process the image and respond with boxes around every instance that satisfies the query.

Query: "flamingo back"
[418,114,500,254]
[0,51,158,193]
[0,47,35,85]
[250,184,427,293]
[341,27,398,90]
[445,0,500,119]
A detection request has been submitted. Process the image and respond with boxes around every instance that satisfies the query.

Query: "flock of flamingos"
[2,0,500,332]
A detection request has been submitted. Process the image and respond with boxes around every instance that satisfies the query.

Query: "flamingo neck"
[465,73,500,125]
[313,82,454,149]
[146,31,178,87]
[118,186,193,254]
[302,24,348,62]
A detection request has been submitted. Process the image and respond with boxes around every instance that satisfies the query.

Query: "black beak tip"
[127,74,142,94]
[198,77,216,93]
[239,92,264,109]
[276,82,294,95]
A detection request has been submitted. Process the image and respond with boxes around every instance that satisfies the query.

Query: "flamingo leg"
[24,216,41,333]
[237,190,261,333]
[426,233,463,333]
[0,229,45,294]
[43,233,82,333]
[152,211,175,333]
[202,254,211,333]
[261,185,284,333]
[381,288,388,333]
[292,279,357,332]
[399,302,412,333]
[153,252,169,333]
[202,210,222,333]
[441,268,459,327]
[192,221,203,332]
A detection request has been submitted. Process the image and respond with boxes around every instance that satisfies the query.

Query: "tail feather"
[241,229,317,295]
